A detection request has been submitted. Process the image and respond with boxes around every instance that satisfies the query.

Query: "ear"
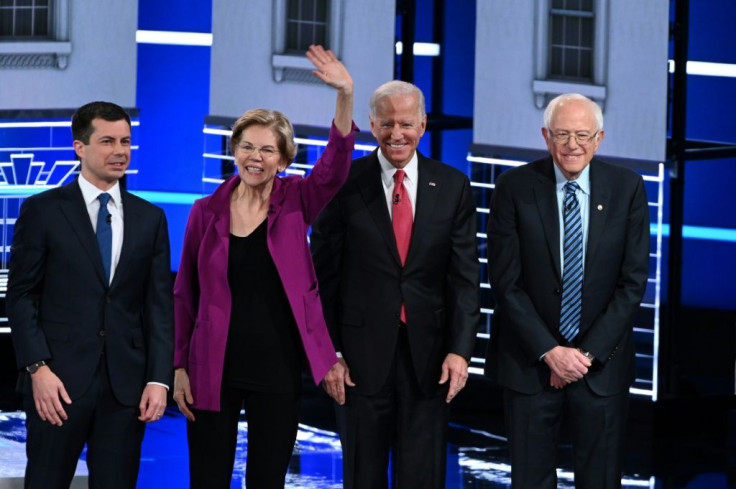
[418,114,427,138]
[73,140,85,160]
[541,127,550,142]
[592,129,605,151]
[369,116,379,139]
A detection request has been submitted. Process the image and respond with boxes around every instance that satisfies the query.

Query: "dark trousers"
[341,326,449,489]
[23,359,144,489]
[187,385,300,489]
[504,380,630,489]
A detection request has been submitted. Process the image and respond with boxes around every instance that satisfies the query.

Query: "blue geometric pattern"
[559,181,583,342]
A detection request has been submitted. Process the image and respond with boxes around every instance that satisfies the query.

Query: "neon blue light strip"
[653,223,736,242]
[130,191,204,205]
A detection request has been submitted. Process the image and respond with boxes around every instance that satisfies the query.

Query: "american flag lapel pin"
[429,181,437,187]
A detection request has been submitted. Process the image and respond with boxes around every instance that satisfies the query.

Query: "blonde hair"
[230,109,297,166]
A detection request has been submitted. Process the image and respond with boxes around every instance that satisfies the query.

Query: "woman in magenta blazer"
[172,45,355,489]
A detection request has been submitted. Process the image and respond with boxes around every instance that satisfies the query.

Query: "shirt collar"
[553,161,591,196]
[78,174,122,207]
[378,150,419,188]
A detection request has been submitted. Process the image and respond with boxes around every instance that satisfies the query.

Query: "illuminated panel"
[668,59,736,78]
[468,153,665,401]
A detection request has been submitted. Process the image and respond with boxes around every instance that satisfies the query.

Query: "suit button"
[554,289,561,296]
[99,330,106,337]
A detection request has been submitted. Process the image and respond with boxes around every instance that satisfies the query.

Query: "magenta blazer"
[174,122,355,411]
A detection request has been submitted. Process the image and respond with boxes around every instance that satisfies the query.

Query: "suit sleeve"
[311,193,346,351]
[173,200,204,369]
[144,208,175,385]
[7,196,51,369]
[488,172,559,360]
[446,176,481,359]
[298,121,356,224]
[579,175,650,362]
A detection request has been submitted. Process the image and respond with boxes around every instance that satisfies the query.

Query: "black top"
[223,219,302,394]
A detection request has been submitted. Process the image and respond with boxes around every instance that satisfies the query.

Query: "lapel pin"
[597,204,603,211]
[429,181,437,187]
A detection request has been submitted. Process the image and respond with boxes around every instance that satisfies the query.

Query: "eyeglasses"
[549,131,599,146]
[237,143,280,159]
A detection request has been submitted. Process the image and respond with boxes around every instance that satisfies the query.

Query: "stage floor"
[3,408,729,488]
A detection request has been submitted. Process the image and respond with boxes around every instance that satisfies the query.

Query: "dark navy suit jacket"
[8,179,174,406]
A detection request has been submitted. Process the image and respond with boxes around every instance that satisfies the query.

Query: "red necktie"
[392,169,412,323]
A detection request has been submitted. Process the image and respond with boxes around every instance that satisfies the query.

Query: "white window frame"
[271,0,344,83]
[532,0,608,109]
[0,0,71,69]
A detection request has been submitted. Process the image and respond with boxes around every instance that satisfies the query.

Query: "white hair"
[369,80,426,119]
[543,93,603,131]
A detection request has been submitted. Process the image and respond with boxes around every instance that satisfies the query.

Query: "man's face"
[370,93,427,169]
[542,99,604,180]
[74,118,131,190]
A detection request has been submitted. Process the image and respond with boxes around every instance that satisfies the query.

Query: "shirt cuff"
[147,381,169,391]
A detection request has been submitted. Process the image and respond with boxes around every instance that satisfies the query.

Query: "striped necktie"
[559,181,583,342]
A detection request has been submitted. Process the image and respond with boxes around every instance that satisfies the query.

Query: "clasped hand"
[544,346,592,389]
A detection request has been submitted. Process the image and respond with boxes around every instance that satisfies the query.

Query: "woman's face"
[234,125,286,189]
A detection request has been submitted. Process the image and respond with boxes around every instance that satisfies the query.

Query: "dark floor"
[1,375,734,488]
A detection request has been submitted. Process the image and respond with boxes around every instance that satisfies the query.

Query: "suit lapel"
[585,161,610,268]
[533,160,562,279]
[358,153,401,266]
[58,180,107,285]
[114,191,139,288]
[406,155,440,268]
[208,175,238,251]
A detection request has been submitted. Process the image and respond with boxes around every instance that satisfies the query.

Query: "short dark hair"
[71,101,131,144]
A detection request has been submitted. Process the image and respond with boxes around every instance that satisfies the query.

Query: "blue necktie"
[559,181,583,342]
[96,193,112,284]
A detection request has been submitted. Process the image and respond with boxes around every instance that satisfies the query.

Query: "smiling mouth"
[245,166,264,173]
[389,143,406,149]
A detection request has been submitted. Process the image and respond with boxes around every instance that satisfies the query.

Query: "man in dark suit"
[312,80,480,489]
[8,101,174,489]
[485,93,650,488]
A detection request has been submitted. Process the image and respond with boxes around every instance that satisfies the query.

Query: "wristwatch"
[25,360,47,374]
[581,351,595,362]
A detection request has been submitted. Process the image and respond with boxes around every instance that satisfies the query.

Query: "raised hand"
[306,44,354,93]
